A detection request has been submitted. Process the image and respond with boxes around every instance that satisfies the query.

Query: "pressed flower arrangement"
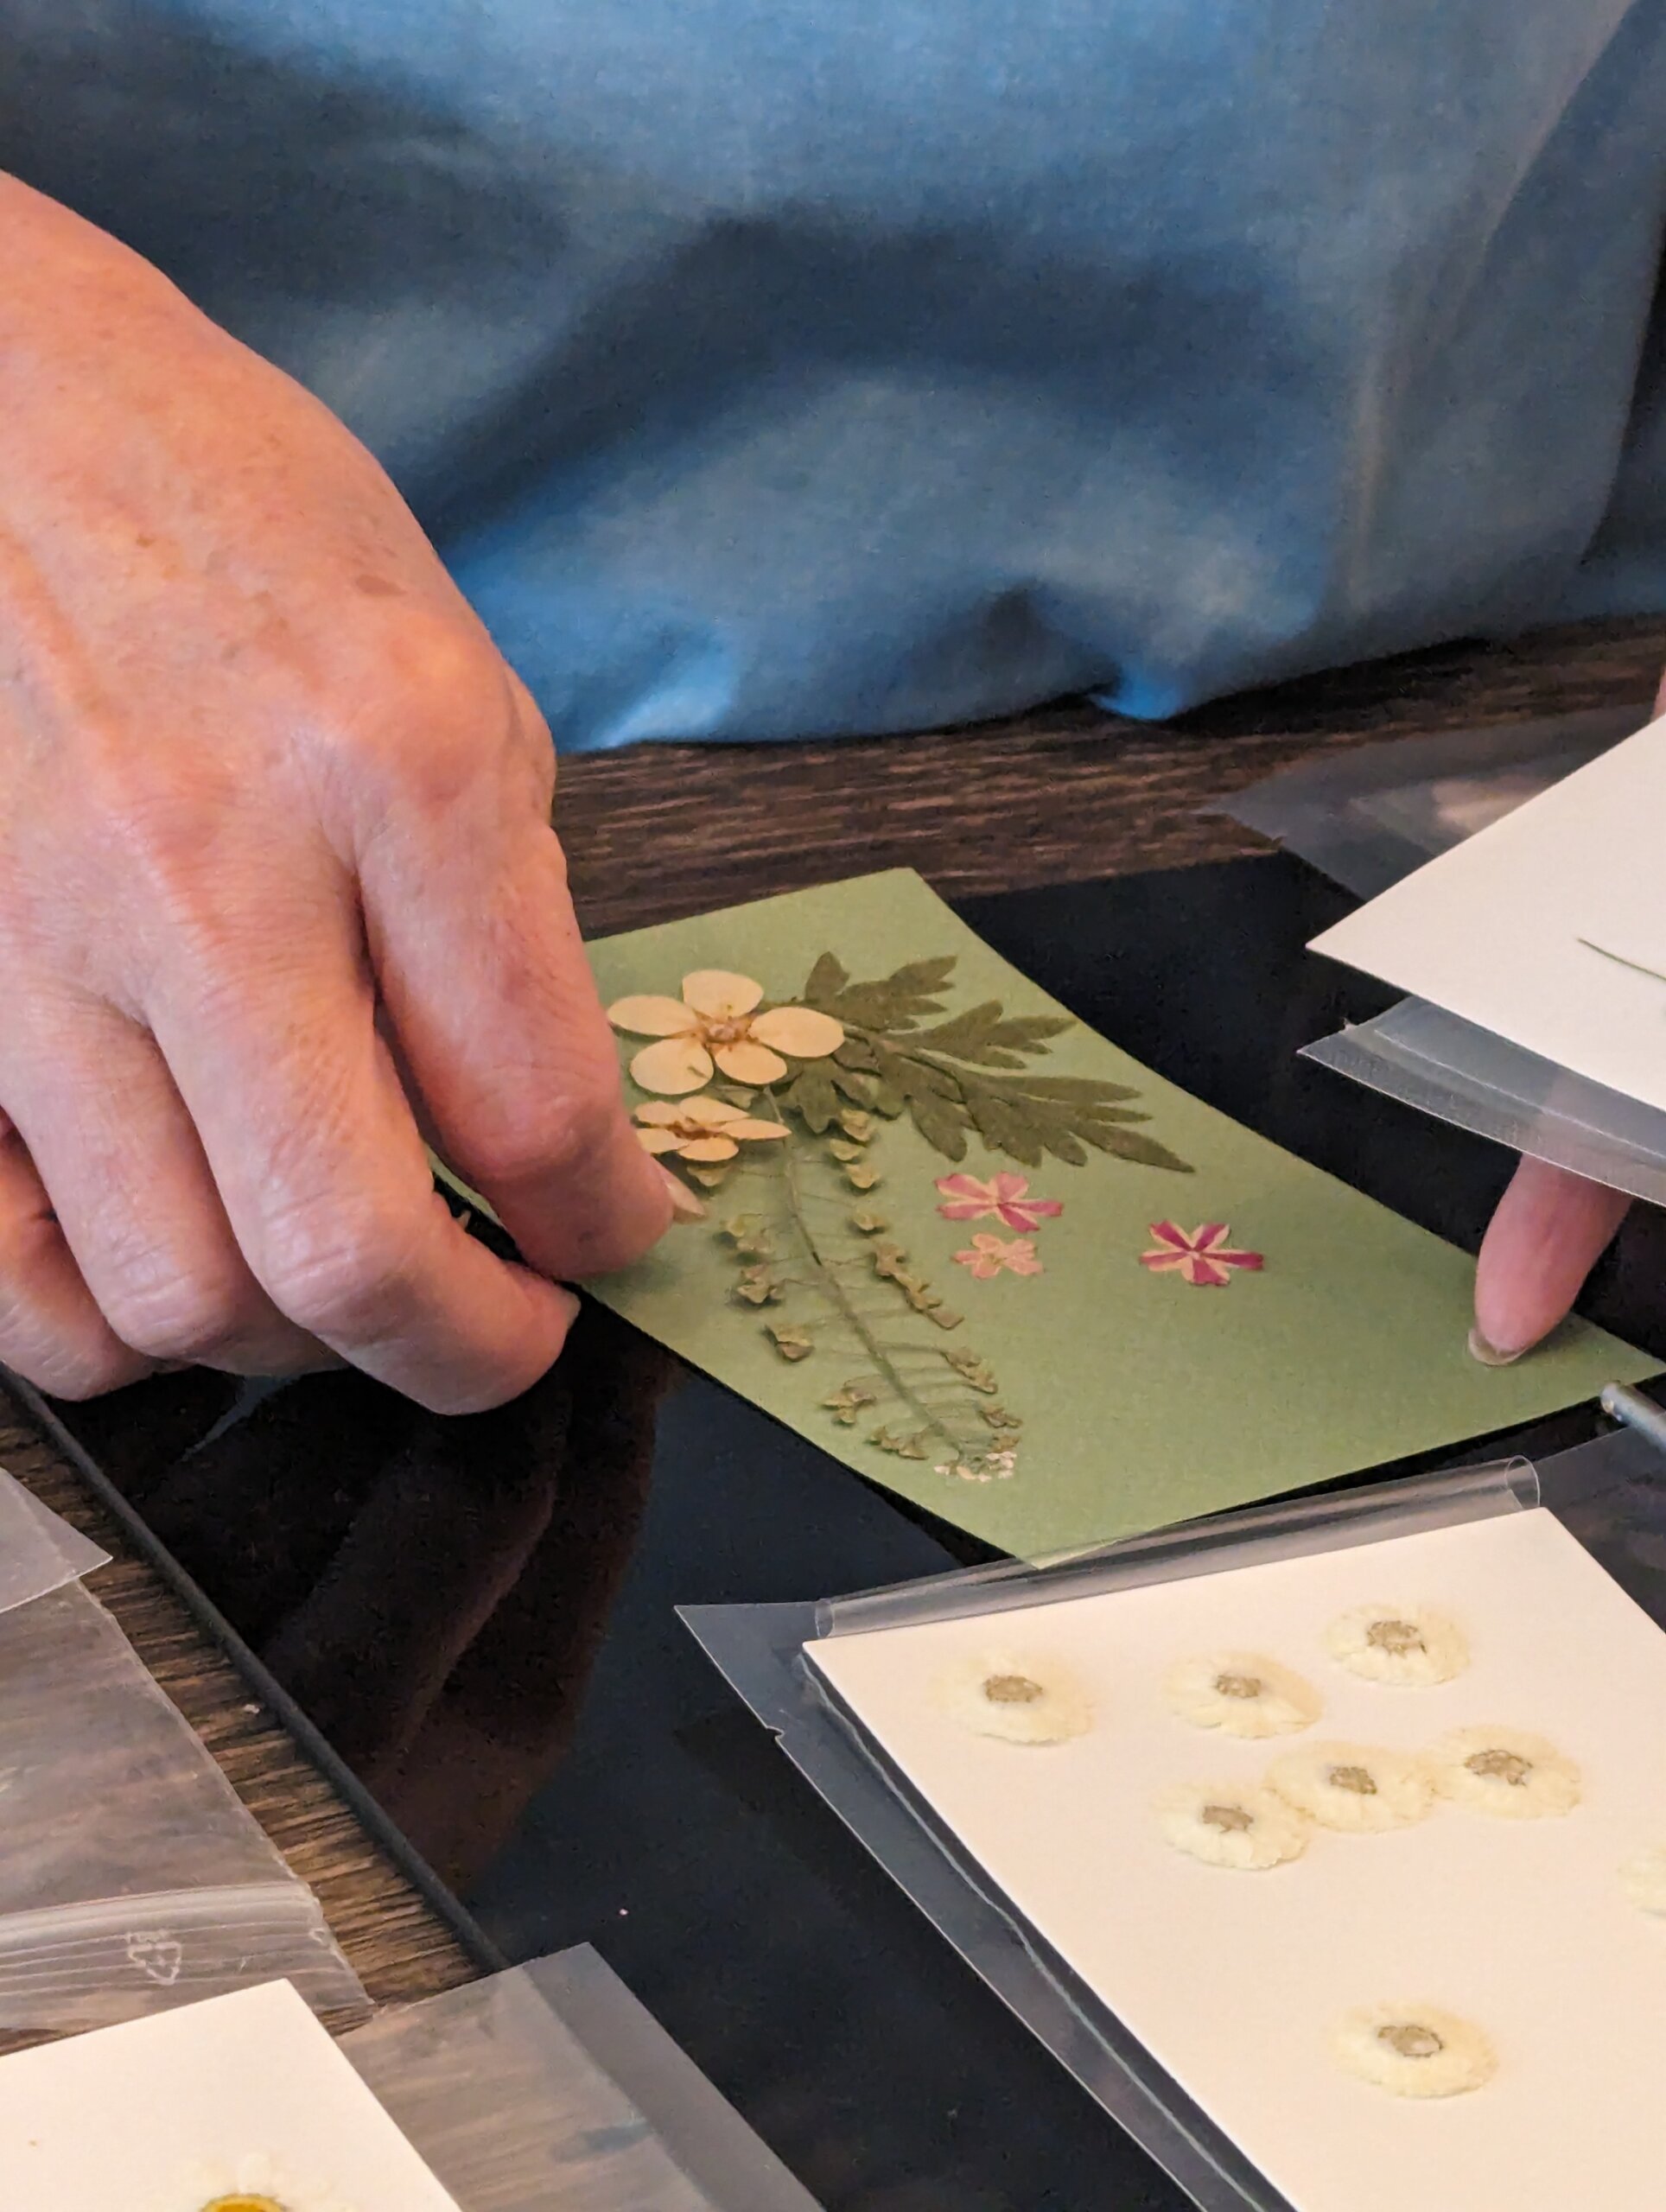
[608,950,1193,1485]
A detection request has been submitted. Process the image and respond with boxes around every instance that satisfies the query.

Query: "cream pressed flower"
[1164,1652,1320,1739]
[1332,2003,1497,2099]
[1323,1604,1469,1688]
[1157,1782,1310,1871]
[607,970,844,1094]
[632,1094,790,1161]
[154,2152,357,2212]
[1268,1741,1434,1833]
[1620,1843,1666,1916]
[932,1650,1093,1744]
[1429,1726,1581,1821]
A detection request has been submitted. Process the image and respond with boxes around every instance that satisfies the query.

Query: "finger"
[355,696,671,1279]
[3,1000,332,1377]
[145,870,583,1413]
[0,1111,153,1398]
[1472,1155,1631,1363]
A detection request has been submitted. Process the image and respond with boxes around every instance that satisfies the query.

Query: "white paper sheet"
[1308,715,1666,1114]
[0,1979,463,2209]
[808,1510,1666,2212]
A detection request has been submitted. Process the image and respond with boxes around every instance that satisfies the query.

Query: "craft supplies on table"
[687,1434,1666,2212]
[0,1952,821,2212]
[0,1471,364,2029]
[580,870,1647,1560]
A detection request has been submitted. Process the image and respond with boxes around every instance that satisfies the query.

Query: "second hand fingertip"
[656,1163,707,1226]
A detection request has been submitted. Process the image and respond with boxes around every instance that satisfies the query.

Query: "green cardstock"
[583,870,1654,1559]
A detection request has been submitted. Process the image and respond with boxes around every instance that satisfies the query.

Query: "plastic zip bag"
[344,1947,819,2212]
[1213,703,1641,898]
[0,1467,108,1616]
[0,1498,364,2030]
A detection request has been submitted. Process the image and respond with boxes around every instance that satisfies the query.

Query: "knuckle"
[96,1264,249,1365]
[260,1205,422,1343]
[361,615,512,802]
[463,1075,620,1194]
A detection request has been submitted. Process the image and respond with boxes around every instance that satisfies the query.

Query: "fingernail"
[1468,1325,1526,1369]
[657,1165,707,1224]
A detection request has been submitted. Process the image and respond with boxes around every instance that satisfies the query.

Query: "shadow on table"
[47,1306,673,1893]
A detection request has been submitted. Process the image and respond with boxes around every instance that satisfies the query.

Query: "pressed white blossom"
[932,1649,1092,1744]
[1323,1603,1469,1688]
[1428,1726,1581,1821]
[1332,2003,1497,2099]
[1157,1781,1309,1871]
[1268,1742,1434,1834]
[1164,1652,1319,1739]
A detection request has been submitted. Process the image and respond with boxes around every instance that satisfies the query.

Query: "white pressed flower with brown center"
[632,1095,790,1161]
[607,970,845,1095]
[1332,2003,1497,2098]
[1163,1651,1320,1739]
[932,1649,1093,1744]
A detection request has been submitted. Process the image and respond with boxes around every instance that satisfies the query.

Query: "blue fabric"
[4,2,1664,747]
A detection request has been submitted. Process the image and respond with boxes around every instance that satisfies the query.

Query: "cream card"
[0,1980,463,2209]
[809,1510,1666,2212]
[1309,714,1666,1113]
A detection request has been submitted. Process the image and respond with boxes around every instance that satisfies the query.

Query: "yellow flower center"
[1466,1748,1533,1787]
[199,2197,288,2211]
[700,1014,753,1045]
[1377,2023,1444,2061]
[1366,1618,1425,1656]
[982,1673,1044,1704]
[1214,1673,1263,1700]
[1200,1802,1255,1834]
[1328,1764,1378,1796]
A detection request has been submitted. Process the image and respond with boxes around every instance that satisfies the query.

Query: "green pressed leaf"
[688,1165,732,1189]
[827,1138,866,1163]
[734,1274,784,1306]
[849,1208,888,1234]
[800,952,957,1031]
[836,1108,875,1142]
[767,1323,815,1361]
[927,1306,963,1331]
[909,1002,1075,1066]
[823,1382,878,1425]
[783,1061,839,1134]
[1078,1123,1194,1172]
[843,1160,882,1191]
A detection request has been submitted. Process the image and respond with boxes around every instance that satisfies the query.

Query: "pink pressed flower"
[1139,1222,1264,1288]
[953,1233,1046,1280]
[935,1172,1064,1233]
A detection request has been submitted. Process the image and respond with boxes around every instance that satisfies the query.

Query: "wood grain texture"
[557,615,1666,934]
[3,610,1662,2041]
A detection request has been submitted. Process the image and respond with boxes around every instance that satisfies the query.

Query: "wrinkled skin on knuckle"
[463,1072,620,1198]
[258,1192,425,1345]
[95,1266,249,1367]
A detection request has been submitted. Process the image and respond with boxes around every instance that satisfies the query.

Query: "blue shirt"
[5,1,1663,747]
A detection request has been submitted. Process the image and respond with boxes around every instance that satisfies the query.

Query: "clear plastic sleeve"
[345,1946,820,2212]
[0,1465,108,1615]
[684,1459,1552,2212]
[1214,703,1641,898]
[1300,998,1666,1207]
[0,1570,365,2029]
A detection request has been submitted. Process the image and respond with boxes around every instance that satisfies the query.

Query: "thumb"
[1472,1155,1631,1363]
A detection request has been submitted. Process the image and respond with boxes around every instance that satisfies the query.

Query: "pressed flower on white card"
[1268,1742,1434,1834]
[1164,1652,1319,1739]
[1323,1603,1469,1688]
[1157,1782,1309,1871]
[1332,2004,1497,2099]
[1428,1726,1581,1820]
[932,1651,1093,1744]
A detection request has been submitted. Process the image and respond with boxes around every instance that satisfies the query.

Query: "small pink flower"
[935,1173,1064,1233]
[1140,1222,1264,1288]
[953,1233,1045,1280]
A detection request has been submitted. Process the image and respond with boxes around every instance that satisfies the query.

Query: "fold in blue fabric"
[4,1,1664,747]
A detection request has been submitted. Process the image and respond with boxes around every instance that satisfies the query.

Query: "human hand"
[1471,670,1666,1363]
[0,176,671,1408]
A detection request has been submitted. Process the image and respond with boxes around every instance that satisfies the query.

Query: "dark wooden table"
[7,611,1663,2027]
